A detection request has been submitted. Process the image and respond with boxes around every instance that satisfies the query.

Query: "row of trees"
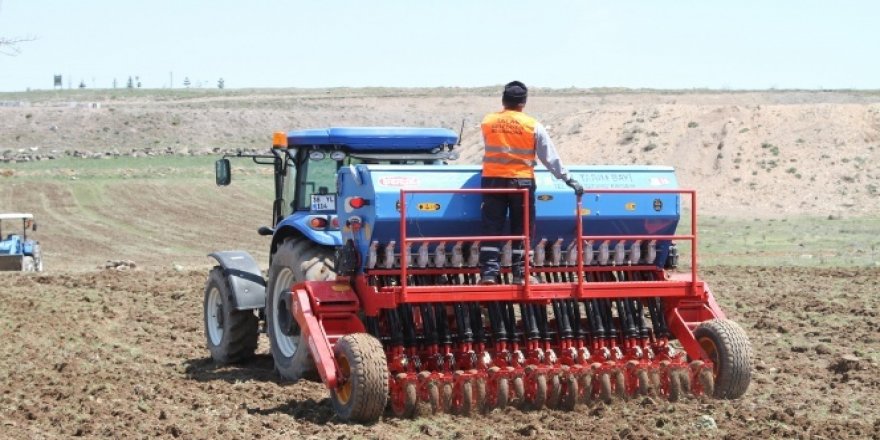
[69,76,226,89]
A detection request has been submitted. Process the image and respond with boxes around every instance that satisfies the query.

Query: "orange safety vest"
[481,110,537,179]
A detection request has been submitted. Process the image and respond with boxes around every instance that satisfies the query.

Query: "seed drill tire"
[266,237,336,381]
[330,333,389,423]
[694,319,753,399]
[203,267,259,363]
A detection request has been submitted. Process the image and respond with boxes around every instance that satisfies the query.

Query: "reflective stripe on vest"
[481,110,537,178]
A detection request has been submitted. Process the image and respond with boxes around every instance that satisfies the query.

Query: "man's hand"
[565,177,584,196]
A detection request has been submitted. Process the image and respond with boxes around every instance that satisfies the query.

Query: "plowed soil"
[1,267,878,439]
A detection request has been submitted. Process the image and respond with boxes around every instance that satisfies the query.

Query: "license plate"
[310,194,336,211]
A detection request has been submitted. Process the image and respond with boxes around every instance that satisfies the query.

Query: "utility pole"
[169,71,173,89]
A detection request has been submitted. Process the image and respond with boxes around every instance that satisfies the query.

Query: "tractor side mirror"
[31,222,37,232]
[215,159,231,186]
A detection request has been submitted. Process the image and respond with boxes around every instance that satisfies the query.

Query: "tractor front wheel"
[21,256,35,272]
[266,237,337,381]
[330,333,389,423]
[694,319,753,399]
[203,267,259,363]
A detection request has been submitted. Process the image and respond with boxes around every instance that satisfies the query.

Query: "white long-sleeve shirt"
[534,122,569,181]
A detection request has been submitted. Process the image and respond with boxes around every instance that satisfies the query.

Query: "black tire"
[330,333,389,423]
[21,256,35,272]
[266,237,337,381]
[694,319,753,399]
[204,267,259,363]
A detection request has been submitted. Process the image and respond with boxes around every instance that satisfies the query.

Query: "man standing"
[479,81,583,285]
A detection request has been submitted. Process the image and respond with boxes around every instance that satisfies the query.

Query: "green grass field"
[3,156,877,268]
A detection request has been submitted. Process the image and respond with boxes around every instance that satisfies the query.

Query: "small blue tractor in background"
[0,213,43,272]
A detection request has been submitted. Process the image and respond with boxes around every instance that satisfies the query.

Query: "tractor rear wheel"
[694,319,752,399]
[203,267,259,363]
[21,256,35,272]
[266,237,337,381]
[330,333,389,423]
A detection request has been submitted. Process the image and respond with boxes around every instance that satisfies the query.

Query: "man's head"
[502,81,527,110]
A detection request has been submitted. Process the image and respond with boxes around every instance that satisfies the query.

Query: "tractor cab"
[0,213,43,272]
[215,127,458,249]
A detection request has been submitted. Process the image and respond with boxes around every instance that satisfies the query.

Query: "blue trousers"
[478,177,536,279]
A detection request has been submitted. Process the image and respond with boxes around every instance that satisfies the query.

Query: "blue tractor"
[206,127,460,379]
[0,213,43,272]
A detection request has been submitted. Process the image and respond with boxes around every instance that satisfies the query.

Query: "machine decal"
[379,176,420,187]
[649,177,671,186]
[417,203,441,212]
[625,202,636,211]
[537,194,553,201]
[653,199,663,211]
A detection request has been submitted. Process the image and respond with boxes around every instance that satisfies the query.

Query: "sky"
[0,0,878,92]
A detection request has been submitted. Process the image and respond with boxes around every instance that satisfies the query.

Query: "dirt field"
[0,267,877,439]
[1,89,878,438]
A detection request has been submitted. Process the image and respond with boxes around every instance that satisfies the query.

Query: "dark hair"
[502,81,527,107]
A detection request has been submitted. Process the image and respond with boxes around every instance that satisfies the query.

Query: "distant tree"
[0,2,35,55]
[127,76,134,89]
[183,77,191,88]
[217,78,224,89]
[0,36,33,55]
[78,80,86,89]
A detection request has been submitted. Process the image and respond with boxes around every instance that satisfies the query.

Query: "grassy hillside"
[1,155,877,270]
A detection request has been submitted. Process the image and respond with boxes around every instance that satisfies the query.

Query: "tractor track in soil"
[0,266,878,439]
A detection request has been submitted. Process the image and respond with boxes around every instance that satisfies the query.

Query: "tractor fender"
[208,250,266,311]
